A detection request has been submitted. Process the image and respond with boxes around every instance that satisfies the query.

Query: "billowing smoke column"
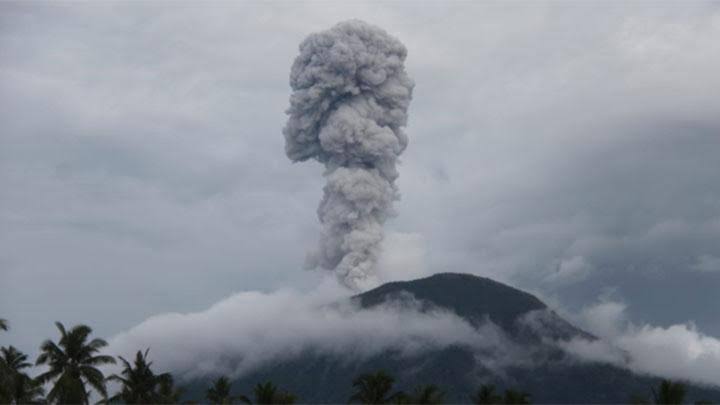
[283,20,414,290]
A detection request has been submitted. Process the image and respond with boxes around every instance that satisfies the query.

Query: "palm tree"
[349,371,404,404]
[107,349,173,404]
[632,380,688,405]
[652,380,686,405]
[206,376,236,404]
[407,384,444,404]
[239,381,296,404]
[628,394,650,404]
[157,373,184,404]
[470,385,502,405]
[35,322,115,404]
[471,385,530,405]
[0,362,9,402]
[0,346,45,404]
[503,389,531,404]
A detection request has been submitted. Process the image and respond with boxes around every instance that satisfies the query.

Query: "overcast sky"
[2,1,720,364]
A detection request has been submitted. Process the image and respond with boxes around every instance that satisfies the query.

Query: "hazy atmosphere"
[2,1,720,398]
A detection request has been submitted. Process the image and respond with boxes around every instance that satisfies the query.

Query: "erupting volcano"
[283,20,414,290]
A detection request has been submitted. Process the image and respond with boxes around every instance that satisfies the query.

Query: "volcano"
[182,273,720,403]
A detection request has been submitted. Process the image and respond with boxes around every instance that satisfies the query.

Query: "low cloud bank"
[108,272,720,388]
[562,299,720,387]
[108,277,502,380]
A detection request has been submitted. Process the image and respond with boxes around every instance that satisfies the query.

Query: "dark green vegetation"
[206,376,235,404]
[347,371,444,404]
[35,322,116,404]
[470,385,530,404]
[0,346,44,403]
[349,371,404,404]
[107,349,180,404]
[2,273,720,403]
[628,379,691,405]
[237,381,296,404]
[203,377,297,404]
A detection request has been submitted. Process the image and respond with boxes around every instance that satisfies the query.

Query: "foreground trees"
[0,317,712,404]
[349,370,404,404]
[630,379,689,404]
[348,372,446,404]
[346,371,534,405]
[471,385,502,404]
[501,389,531,405]
[0,346,45,404]
[241,381,296,404]
[404,384,445,404]
[653,380,687,404]
[107,349,177,404]
[1,320,44,404]
[470,384,530,404]
[156,374,185,404]
[203,378,296,405]
[206,376,236,404]
[35,322,116,404]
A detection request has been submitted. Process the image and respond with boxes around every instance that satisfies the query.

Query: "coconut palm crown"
[35,322,115,404]
[1,345,45,404]
[107,348,174,404]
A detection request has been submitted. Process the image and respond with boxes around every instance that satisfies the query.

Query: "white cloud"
[544,255,593,285]
[562,299,720,387]
[107,277,505,380]
[576,299,628,339]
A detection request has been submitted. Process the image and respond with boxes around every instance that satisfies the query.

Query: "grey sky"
[1,0,719,368]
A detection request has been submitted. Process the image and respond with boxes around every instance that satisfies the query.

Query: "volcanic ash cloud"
[283,20,415,290]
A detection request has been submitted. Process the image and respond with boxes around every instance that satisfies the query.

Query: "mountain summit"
[356,272,591,341]
[358,273,547,324]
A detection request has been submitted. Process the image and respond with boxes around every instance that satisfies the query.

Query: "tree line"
[0,318,703,404]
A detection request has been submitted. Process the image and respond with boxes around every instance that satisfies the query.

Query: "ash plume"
[283,20,414,290]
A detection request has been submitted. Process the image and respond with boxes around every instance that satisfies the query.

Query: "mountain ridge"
[355,272,594,342]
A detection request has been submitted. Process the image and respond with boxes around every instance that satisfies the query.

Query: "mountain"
[182,273,720,403]
[356,272,593,341]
